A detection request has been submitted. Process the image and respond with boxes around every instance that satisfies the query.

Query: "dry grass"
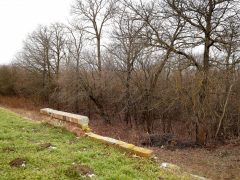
[0,96,41,110]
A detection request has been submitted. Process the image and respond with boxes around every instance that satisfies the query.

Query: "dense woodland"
[0,0,240,145]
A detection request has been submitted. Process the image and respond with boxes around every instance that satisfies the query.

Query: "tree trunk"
[97,37,101,72]
[124,66,131,125]
[89,94,110,123]
[196,123,208,146]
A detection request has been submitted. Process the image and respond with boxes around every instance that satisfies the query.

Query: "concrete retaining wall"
[40,108,153,158]
[40,108,90,131]
[86,132,153,157]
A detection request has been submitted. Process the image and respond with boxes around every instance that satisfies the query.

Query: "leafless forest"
[1,0,240,146]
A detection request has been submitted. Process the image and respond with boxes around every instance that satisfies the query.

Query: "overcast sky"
[0,0,72,65]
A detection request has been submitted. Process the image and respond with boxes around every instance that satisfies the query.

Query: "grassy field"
[0,108,185,180]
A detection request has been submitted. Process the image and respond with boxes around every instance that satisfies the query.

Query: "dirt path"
[1,104,239,180]
[153,145,240,180]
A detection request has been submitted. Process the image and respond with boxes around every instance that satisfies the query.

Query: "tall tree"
[123,0,186,132]
[50,23,67,80]
[109,6,145,126]
[125,0,239,144]
[16,25,53,101]
[66,24,85,113]
[71,0,118,72]
[162,0,239,145]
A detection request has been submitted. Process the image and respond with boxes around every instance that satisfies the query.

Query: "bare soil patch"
[38,142,55,150]
[9,158,27,168]
[65,163,94,178]
[2,147,15,153]
[153,143,240,180]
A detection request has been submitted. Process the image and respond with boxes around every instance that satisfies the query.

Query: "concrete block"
[40,108,90,131]
[132,146,153,157]
[86,132,153,157]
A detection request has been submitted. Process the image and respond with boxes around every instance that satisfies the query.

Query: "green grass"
[0,107,185,180]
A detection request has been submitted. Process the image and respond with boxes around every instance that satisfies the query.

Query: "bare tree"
[213,16,240,139]
[50,23,67,80]
[123,0,186,132]
[71,0,118,72]
[162,0,239,145]
[15,25,53,102]
[65,23,110,122]
[123,0,240,144]
[109,5,146,126]
[47,23,68,108]
[65,24,85,113]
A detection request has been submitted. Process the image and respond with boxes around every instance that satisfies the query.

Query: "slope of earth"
[0,108,184,179]
[0,96,239,180]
